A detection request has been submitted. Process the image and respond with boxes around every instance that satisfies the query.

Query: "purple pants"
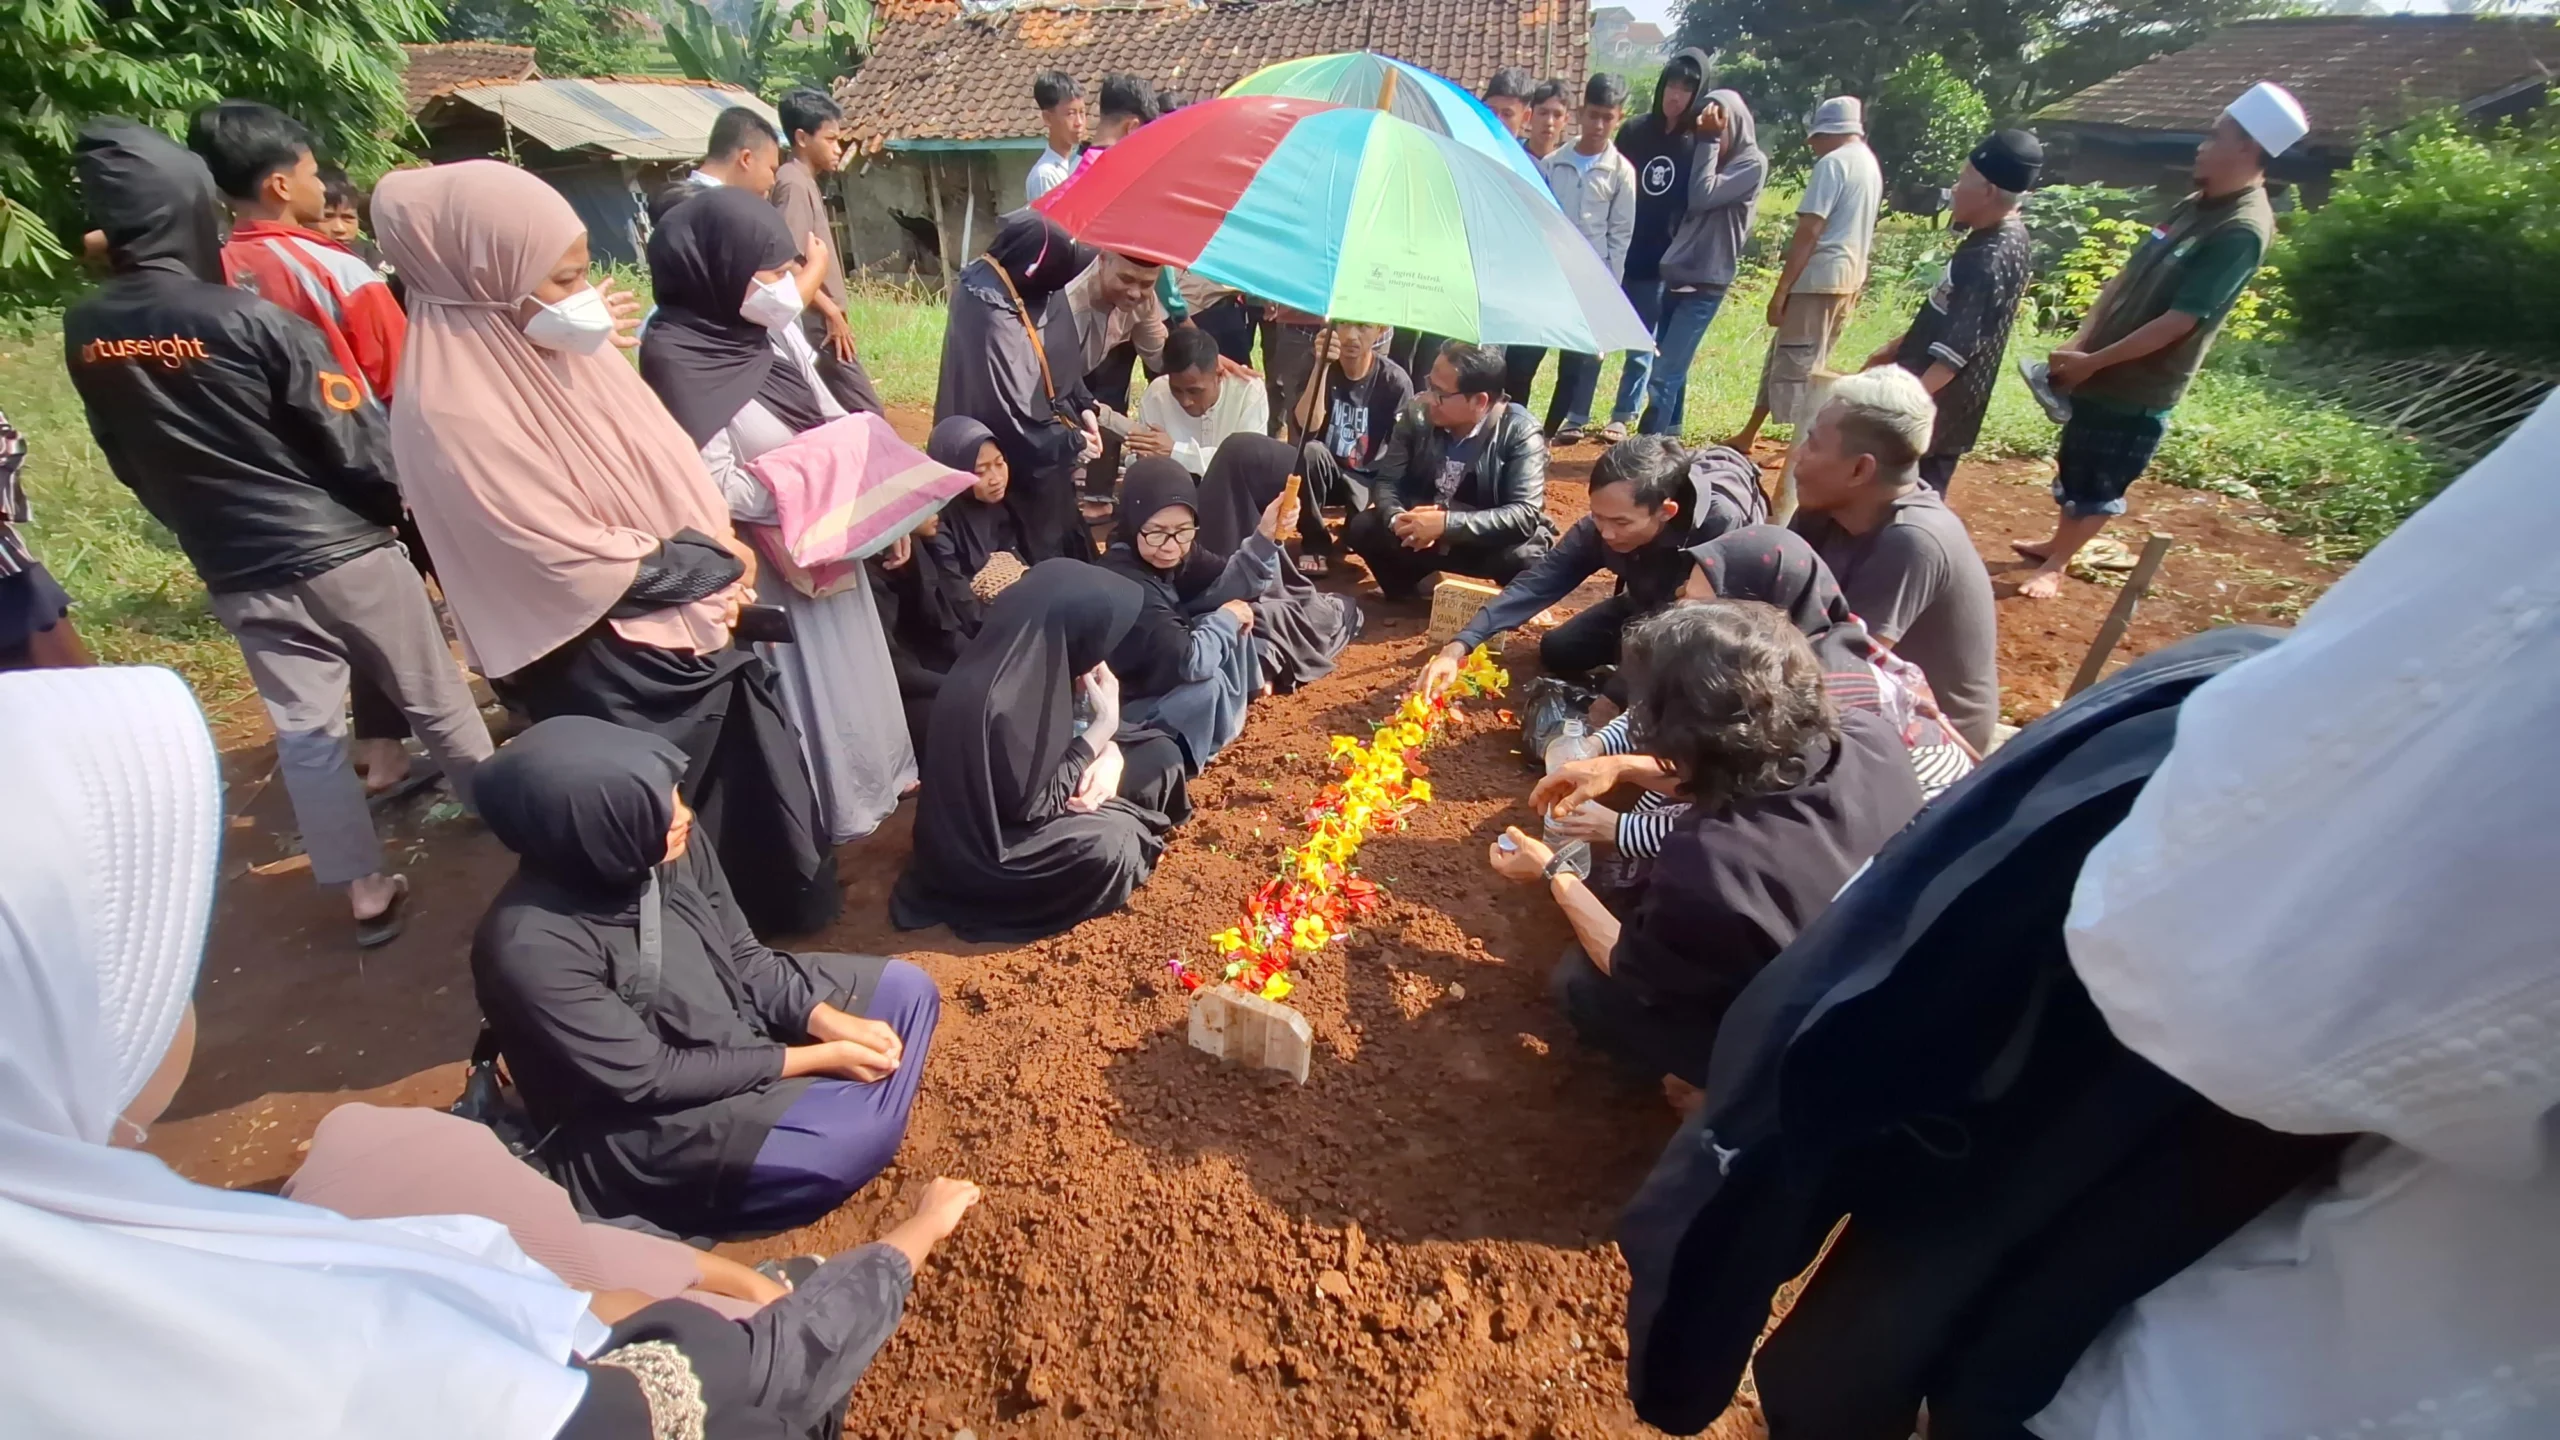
[731,957,940,1232]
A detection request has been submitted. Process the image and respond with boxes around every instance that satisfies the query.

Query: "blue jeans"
[1609,277,1668,426]
[1639,285,1728,437]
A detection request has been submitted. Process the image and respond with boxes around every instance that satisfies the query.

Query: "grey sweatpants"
[209,544,492,885]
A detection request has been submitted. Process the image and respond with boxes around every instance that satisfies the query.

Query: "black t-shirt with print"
[1324,357,1414,481]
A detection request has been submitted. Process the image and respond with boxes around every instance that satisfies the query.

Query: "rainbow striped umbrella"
[1034,96,1650,354]
[1224,52,1552,199]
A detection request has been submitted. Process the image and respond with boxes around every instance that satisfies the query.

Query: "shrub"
[2279,111,2560,357]
[1866,55,1992,212]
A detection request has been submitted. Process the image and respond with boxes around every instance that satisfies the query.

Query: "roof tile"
[399,41,540,117]
[836,0,1591,148]
[2037,17,2560,150]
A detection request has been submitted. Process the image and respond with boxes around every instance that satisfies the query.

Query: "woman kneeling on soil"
[1488,602,1923,1089]
[472,716,940,1240]
[1193,434,1363,694]
[1541,526,1978,866]
[893,560,1192,942]
[1099,457,1291,771]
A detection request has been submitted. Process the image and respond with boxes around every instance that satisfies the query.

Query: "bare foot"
[354,737,411,795]
[350,870,406,922]
[2015,567,2067,600]
[1299,554,1330,576]
[2010,538,2054,561]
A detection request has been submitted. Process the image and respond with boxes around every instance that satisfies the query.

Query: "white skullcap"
[2223,81,2308,159]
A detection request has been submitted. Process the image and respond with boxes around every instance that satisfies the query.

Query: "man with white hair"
[1789,367,1999,750]
[1863,129,2043,494]
[1728,95,1881,454]
[2015,80,2304,600]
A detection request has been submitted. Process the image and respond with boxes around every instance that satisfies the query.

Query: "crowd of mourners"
[2,51,2550,1440]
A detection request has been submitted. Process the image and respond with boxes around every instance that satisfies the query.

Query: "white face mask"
[739,274,805,332]
[521,285,616,355]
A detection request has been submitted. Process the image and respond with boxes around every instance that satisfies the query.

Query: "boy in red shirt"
[188,101,406,404]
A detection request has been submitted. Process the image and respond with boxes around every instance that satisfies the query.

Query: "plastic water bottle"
[1542,718,1598,856]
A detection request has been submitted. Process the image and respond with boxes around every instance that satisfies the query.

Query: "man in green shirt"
[2014,81,2306,600]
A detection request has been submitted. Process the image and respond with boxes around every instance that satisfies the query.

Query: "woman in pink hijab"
[374,160,837,936]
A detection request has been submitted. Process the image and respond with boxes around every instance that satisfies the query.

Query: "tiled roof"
[837,0,1591,149]
[2037,17,2560,152]
[399,41,539,116]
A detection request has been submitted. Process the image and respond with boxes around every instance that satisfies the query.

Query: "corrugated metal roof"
[432,78,781,161]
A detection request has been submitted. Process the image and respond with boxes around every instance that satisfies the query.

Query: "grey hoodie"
[1657,88,1766,292]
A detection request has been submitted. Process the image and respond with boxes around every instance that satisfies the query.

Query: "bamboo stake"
[2066,533,2175,699]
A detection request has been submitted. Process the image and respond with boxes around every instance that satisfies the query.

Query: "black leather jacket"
[63,121,400,595]
[1370,401,1556,548]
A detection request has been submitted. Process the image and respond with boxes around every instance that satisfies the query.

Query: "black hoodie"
[62,119,401,595]
[1615,47,1712,286]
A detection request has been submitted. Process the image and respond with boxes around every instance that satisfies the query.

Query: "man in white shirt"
[1730,95,1882,454]
[1538,74,1639,444]
[1134,326,1269,474]
[1024,71,1085,203]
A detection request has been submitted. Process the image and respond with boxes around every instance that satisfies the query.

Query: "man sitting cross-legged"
[1344,340,1554,599]
[1414,434,1766,697]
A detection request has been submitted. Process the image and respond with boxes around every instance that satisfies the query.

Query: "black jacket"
[472,836,875,1238]
[1619,628,2303,1434]
[1616,48,1712,284]
[62,120,401,595]
[1370,401,1555,548]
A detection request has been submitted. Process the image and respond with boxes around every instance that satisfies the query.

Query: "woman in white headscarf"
[0,666,977,1439]
[2033,395,2560,1440]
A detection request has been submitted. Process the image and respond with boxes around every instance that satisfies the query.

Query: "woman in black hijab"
[1100,456,1287,772]
[891,560,1191,943]
[639,187,919,850]
[1194,434,1363,693]
[871,417,1034,763]
[471,716,941,1240]
[933,212,1102,562]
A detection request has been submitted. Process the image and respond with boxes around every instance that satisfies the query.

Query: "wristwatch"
[1542,840,1594,882]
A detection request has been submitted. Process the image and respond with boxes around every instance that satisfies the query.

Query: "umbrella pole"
[1376,68,1399,112]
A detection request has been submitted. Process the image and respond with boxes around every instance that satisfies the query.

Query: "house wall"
[830,149,1039,280]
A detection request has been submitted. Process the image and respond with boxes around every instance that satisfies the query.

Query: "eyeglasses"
[1137,523,1198,546]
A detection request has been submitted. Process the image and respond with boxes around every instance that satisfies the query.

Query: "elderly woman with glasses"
[1096,457,1291,772]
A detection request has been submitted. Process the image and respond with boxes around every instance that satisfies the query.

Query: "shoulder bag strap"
[982,255,1061,404]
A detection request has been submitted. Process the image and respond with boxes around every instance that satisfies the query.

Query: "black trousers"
[1343,508,1545,599]
[1550,943,1715,1086]
[1537,593,1638,683]
[799,307,884,416]
[1919,451,1960,495]
[1503,345,1548,412]
[1194,297,1258,366]
[1292,441,1372,559]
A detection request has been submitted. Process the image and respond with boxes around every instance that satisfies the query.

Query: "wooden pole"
[2065,532,2175,698]
[923,157,952,289]
[1375,65,1399,113]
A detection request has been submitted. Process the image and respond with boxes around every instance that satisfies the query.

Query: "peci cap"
[1808,96,1863,137]
[1969,129,2045,193]
[2224,81,2309,159]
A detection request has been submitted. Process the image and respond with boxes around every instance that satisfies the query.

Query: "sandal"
[1551,424,1585,446]
[354,873,411,950]
[754,1255,825,1292]
[1299,554,1330,576]
[1598,421,1629,444]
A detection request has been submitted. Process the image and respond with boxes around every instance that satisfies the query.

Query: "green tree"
[660,0,873,96]
[441,0,650,77]
[0,0,436,280]
[1866,54,1991,210]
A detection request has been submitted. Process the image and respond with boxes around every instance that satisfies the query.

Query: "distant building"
[2035,16,2560,202]
[411,77,781,263]
[1590,6,1666,65]
[830,0,1591,276]
[398,41,540,116]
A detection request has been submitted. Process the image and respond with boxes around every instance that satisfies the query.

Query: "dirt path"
[149,424,2336,1439]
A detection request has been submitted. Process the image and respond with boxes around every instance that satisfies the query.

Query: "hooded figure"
[640,185,918,847]
[1643,89,1768,437]
[1099,457,1274,771]
[891,560,1193,943]
[378,160,840,937]
[63,122,495,947]
[933,212,1102,562]
[1193,434,1362,693]
[471,716,941,1240]
[1616,48,1712,287]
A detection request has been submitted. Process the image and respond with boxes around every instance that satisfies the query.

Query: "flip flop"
[365,758,444,810]
[754,1255,825,1292]
[354,873,411,950]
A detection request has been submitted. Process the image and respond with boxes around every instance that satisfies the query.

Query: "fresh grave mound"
[782,618,1691,1440]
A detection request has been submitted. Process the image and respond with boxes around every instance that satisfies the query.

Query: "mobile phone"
[735,603,795,646]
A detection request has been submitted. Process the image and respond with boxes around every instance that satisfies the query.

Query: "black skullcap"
[1969,129,2044,193]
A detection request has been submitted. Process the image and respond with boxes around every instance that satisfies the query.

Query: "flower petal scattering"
[1172,646,1508,1003]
